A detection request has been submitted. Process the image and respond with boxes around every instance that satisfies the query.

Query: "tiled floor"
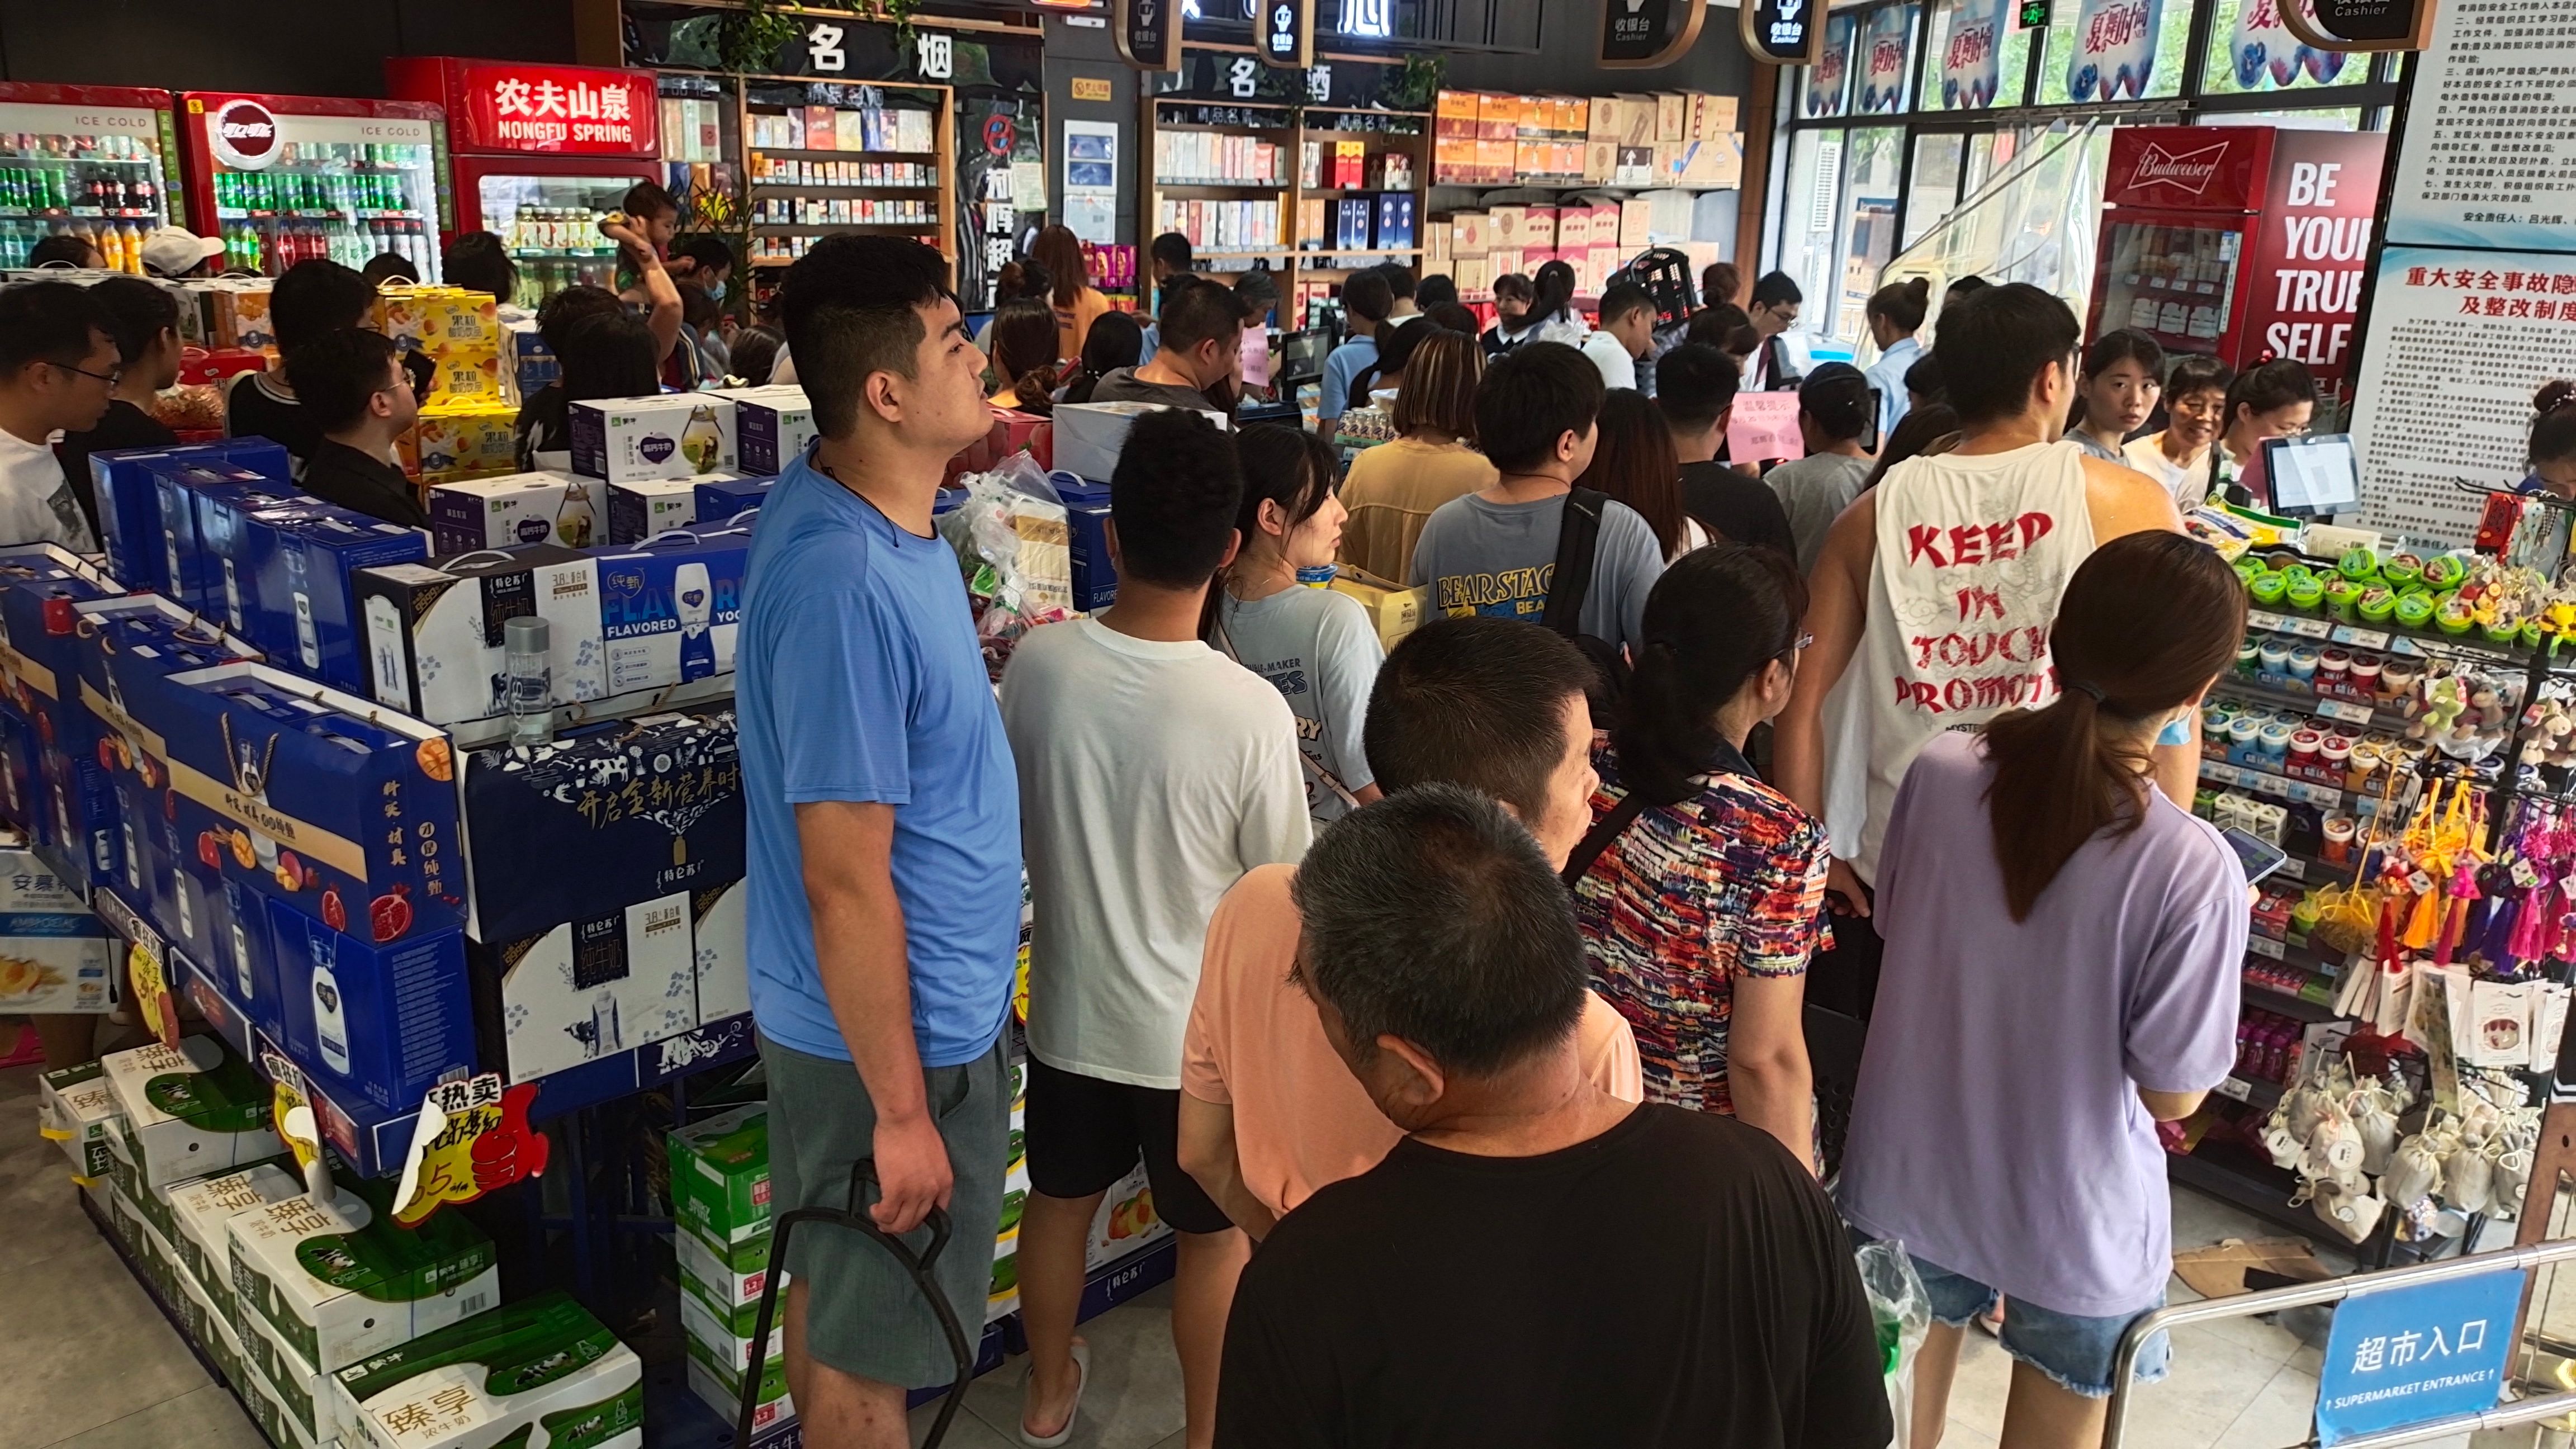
[0,1053,2487,1449]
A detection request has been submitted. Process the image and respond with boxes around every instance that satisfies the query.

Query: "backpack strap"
[1541,487,1607,639]
[1562,787,1653,889]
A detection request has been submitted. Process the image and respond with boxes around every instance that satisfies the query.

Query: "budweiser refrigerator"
[176,92,448,281]
[2088,125,2386,400]
[0,83,183,272]
[386,59,661,310]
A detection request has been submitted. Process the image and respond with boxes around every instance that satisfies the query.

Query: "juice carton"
[267,897,473,1111]
[458,710,742,942]
[593,529,749,694]
[427,471,602,553]
[140,660,463,942]
[668,1102,771,1270]
[570,394,740,484]
[693,473,775,527]
[605,477,703,544]
[355,548,609,730]
[0,839,114,1013]
[244,510,431,693]
[37,1057,121,1182]
[330,1292,645,1449]
[728,386,816,474]
[224,1175,500,1374]
[412,399,519,480]
[97,1035,284,1196]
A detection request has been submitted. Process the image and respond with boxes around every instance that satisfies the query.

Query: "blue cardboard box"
[592,529,749,696]
[692,475,774,527]
[460,711,744,944]
[250,1027,418,1180]
[245,511,429,693]
[151,459,280,615]
[195,487,314,640]
[91,439,291,595]
[0,548,125,883]
[132,660,463,944]
[1056,476,1116,613]
[264,896,473,1112]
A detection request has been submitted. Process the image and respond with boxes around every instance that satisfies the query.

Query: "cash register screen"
[2261,433,2361,518]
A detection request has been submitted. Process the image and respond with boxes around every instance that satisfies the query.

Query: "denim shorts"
[1854,1232,2170,1398]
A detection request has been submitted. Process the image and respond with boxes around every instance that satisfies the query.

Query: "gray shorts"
[759,1032,1010,1390]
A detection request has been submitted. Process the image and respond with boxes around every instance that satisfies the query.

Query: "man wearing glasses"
[0,281,110,550]
[283,328,429,528]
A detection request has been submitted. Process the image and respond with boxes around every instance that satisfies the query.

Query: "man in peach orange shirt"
[1178,617,1644,1235]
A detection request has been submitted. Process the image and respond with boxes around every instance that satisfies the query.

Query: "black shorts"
[1022,1058,1234,1235]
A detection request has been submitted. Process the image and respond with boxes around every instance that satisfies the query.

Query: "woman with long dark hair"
[2065,329,2164,464]
[1524,259,1587,347]
[1055,310,1147,406]
[1569,544,1822,1161]
[2528,380,2576,497]
[986,298,1061,414]
[1840,530,2249,1449]
[2215,358,2317,505]
[1031,222,1108,363]
[1337,327,1491,582]
[1208,425,1385,825]
[1576,389,1703,561]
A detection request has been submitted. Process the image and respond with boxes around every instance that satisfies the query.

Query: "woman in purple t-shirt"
[1838,531,2250,1449]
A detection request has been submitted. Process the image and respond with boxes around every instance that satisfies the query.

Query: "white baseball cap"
[140,225,226,277]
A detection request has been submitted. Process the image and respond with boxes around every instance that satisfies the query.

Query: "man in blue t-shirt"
[737,234,1021,1446]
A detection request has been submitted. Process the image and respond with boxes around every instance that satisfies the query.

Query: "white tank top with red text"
[1827,440,2096,887]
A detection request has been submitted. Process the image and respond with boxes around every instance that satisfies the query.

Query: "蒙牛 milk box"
[354,546,608,730]
[607,477,702,544]
[224,1177,499,1374]
[98,1035,284,1195]
[729,386,816,475]
[675,1218,785,1336]
[168,1162,306,1330]
[332,1292,645,1449]
[667,1102,771,1269]
[37,1058,121,1181]
[593,530,749,694]
[427,471,602,553]
[472,892,699,1086]
[569,394,739,484]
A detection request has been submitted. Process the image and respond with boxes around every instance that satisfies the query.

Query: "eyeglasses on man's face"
[49,360,119,387]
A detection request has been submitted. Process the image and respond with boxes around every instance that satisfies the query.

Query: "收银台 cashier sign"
[2314,1266,2521,1444]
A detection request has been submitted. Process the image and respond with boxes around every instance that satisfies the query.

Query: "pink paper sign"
[1727,391,1807,462]
[1240,324,1272,388]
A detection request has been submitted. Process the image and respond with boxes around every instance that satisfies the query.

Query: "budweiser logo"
[2129,139,2228,195]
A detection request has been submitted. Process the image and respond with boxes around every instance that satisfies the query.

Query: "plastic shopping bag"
[1855,1238,1933,1449]
[939,454,1073,676]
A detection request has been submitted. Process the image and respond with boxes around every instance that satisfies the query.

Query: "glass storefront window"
[1835,128,1906,342]
[2200,0,2364,95]
[1778,129,1846,321]
[1923,0,2032,112]
[1904,133,1966,249]
[2037,0,2194,105]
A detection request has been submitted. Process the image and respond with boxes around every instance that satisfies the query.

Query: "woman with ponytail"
[1839,530,2249,1449]
[1567,544,1824,1165]
[1863,276,1931,437]
[2526,380,2576,497]
[985,297,1060,415]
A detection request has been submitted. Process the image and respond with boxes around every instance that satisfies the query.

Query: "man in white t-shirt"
[1001,406,1309,1449]
[1581,281,1655,393]
[0,282,110,550]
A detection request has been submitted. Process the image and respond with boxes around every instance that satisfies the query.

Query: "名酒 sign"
[2314,1266,2520,1444]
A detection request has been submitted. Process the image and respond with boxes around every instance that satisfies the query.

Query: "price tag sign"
[2248,609,2285,632]
[2333,626,2392,650]
[2288,617,2333,640]
[2218,1076,2254,1102]
[126,938,177,1049]
[2255,772,2293,799]
[2321,700,2373,726]
[2249,935,2287,960]
[391,1072,548,1228]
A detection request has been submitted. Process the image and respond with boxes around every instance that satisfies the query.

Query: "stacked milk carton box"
[329,1292,645,1449]
[668,1102,794,1432]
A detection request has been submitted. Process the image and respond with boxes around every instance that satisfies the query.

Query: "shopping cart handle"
[839,1157,956,1267]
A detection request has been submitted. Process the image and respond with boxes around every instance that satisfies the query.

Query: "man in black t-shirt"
[285,329,427,528]
[1216,785,1891,1449]
[226,259,377,461]
[1659,343,1797,561]
[56,276,183,537]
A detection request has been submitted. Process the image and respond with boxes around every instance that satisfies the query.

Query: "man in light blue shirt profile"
[1863,276,1931,442]
[1318,267,1392,433]
[737,233,1021,1447]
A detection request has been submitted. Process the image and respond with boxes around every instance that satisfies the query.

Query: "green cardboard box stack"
[666,1102,793,1430]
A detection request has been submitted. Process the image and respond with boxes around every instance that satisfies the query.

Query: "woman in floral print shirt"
[1569,544,1829,1168]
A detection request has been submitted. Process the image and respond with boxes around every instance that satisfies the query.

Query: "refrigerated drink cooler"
[0,83,182,272]
[176,92,448,281]
[2087,126,2386,400]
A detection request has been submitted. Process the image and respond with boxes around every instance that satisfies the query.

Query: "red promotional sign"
[2238,129,2387,383]
[2104,125,2265,211]
[387,58,657,158]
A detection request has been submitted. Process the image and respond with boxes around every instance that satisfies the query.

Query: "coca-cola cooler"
[386,59,661,311]
[2087,125,2385,398]
[0,83,184,272]
[175,92,449,280]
